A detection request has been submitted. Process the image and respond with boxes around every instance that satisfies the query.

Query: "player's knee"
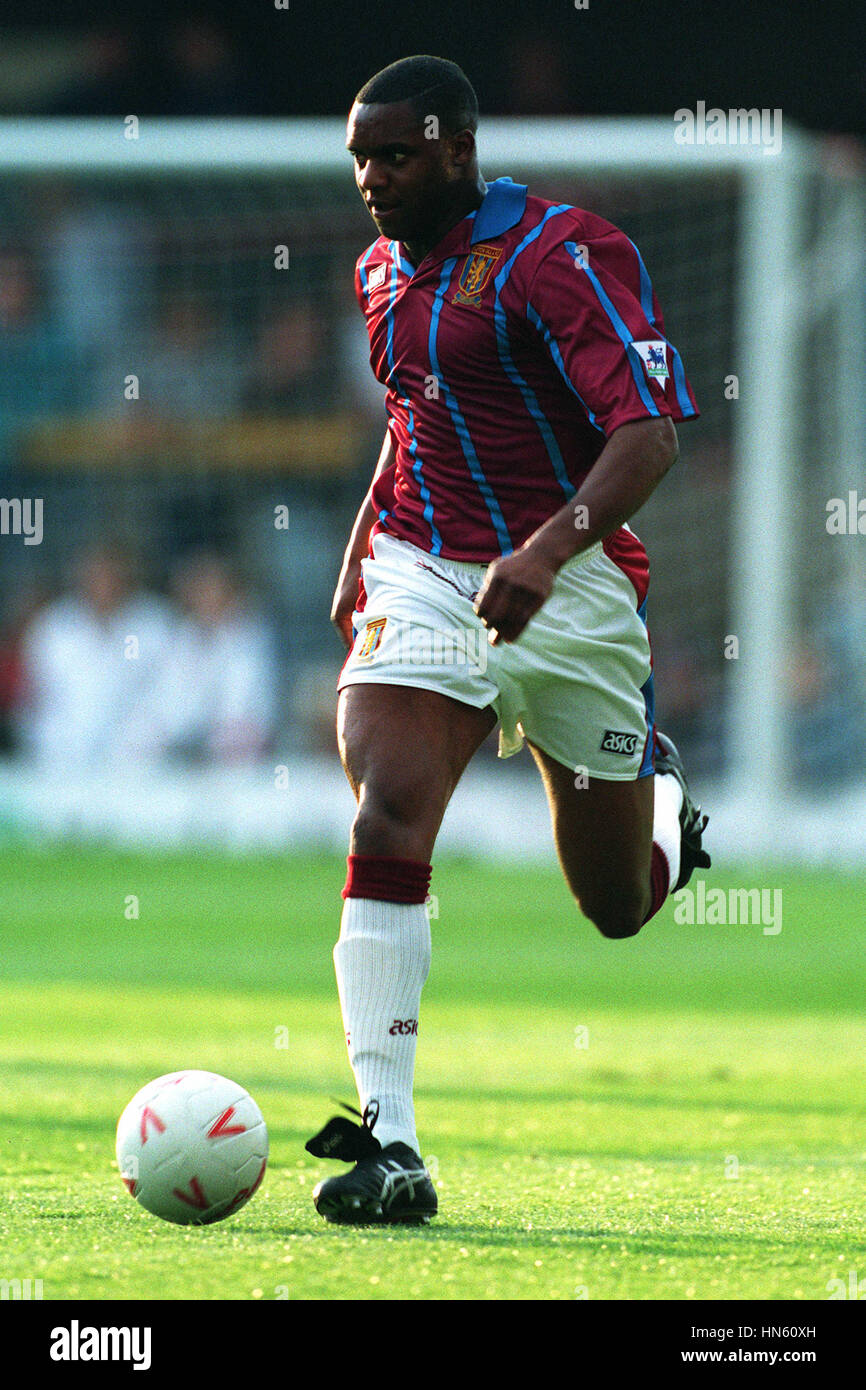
[578,892,647,940]
[351,780,432,858]
[351,800,405,854]
[593,912,643,940]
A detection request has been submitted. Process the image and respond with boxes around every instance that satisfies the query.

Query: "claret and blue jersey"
[355,176,699,597]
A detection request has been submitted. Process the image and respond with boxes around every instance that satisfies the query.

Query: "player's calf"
[530,743,656,940]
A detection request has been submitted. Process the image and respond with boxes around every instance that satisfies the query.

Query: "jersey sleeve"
[525,229,699,436]
[354,238,388,313]
[354,254,369,313]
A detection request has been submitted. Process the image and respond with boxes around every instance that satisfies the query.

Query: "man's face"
[346,98,466,247]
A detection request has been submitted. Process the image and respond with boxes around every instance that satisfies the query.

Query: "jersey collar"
[470,177,528,244]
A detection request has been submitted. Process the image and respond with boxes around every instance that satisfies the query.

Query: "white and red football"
[115,1070,268,1225]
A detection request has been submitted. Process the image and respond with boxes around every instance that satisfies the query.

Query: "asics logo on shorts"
[601,730,639,755]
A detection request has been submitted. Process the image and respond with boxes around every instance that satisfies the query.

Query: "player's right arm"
[330,427,395,647]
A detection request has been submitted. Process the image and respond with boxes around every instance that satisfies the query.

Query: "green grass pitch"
[2,846,865,1301]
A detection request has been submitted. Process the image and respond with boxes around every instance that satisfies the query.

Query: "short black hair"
[355,55,478,135]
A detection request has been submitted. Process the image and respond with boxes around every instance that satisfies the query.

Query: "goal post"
[729,156,805,810]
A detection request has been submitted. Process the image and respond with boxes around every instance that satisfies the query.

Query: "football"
[115,1070,268,1225]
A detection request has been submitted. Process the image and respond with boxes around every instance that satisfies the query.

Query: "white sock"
[333,896,431,1154]
[653,770,684,893]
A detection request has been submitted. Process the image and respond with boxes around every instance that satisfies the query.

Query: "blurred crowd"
[0,543,278,769]
[0,225,379,466]
[0,23,860,790]
[4,18,585,122]
[0,184,373,774]
[28,20,261,119]
[14,10,857,137]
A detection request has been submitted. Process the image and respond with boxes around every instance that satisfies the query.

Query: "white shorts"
[338,533,655,780]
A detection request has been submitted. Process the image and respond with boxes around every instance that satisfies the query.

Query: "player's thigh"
[338,682,496,858]
[530,740,655,931]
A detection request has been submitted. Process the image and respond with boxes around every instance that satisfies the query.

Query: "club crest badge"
[357,617,387,659]
[631,339,670,385]
[453,243,503,308]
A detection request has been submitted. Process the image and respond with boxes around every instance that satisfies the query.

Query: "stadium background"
[2,0,866,1313]
[0,1,863,858]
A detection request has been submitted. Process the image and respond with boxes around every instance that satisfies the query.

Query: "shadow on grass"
[241,1218,866,1260]
[1,1056,861,1120]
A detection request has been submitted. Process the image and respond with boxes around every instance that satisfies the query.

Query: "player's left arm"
[474,416,677,644]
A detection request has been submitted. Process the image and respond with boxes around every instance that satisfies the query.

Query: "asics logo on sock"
[388,1018,419,1036]
[600,730,638,755]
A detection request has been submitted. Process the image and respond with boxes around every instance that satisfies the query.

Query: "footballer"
[305,55,710,1223]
